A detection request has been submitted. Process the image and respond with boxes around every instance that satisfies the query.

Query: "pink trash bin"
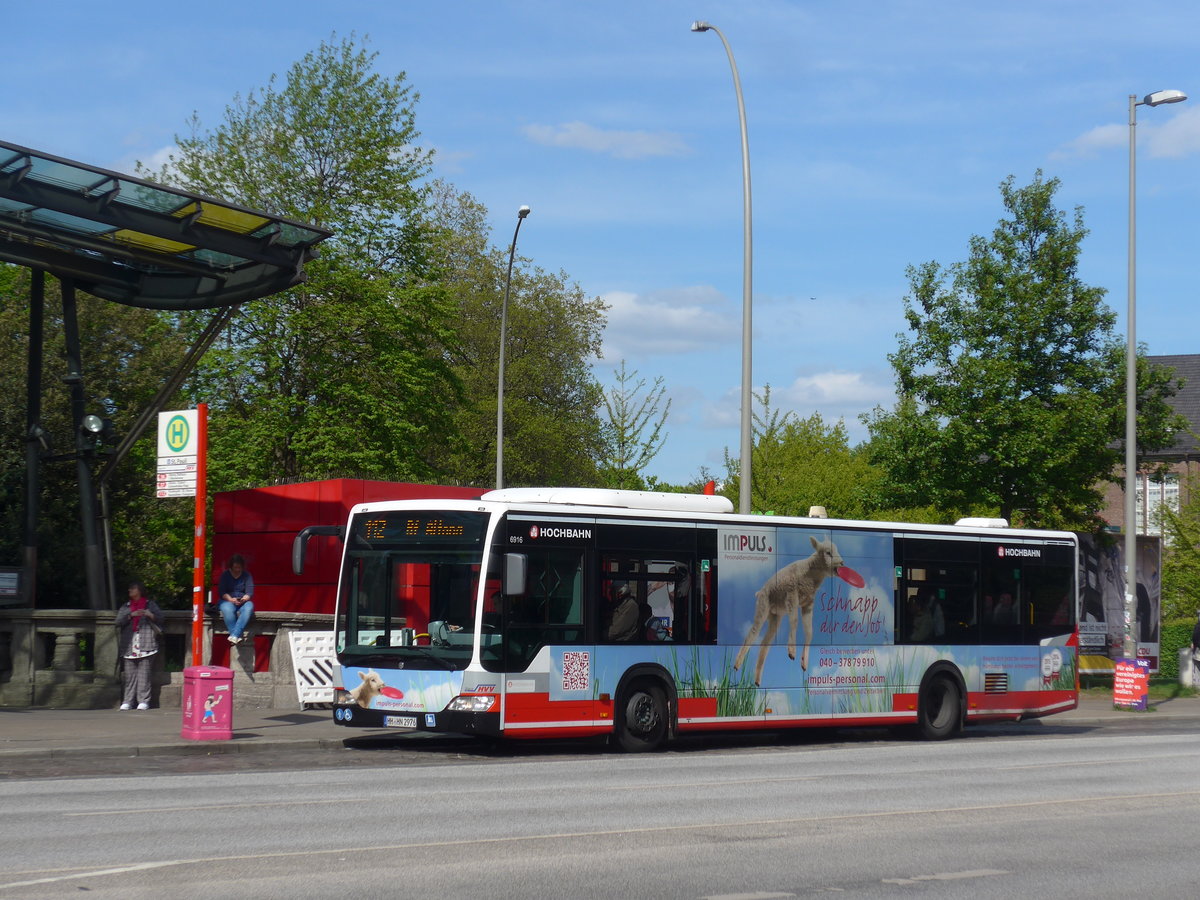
[181,665,234,741]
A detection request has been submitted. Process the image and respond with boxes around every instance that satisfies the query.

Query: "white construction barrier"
[289,631,336,706]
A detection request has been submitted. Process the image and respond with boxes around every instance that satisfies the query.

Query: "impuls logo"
[723,532,773,553]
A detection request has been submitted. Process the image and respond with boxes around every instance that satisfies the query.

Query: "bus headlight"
[446,695,496,713]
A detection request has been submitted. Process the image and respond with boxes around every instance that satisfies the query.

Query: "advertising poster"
[554,526,905,718]
[717,526,899,717]
[551,525,1075,720]
[1077,534,1161,673]
[336,665,463,719]
[1113,657,1150,710]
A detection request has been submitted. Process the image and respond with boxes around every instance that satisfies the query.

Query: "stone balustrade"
[0,608,334,709]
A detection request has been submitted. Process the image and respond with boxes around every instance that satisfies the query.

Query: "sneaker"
[228,635,241,645]
[137,703,150,710]
[119,703,132,710]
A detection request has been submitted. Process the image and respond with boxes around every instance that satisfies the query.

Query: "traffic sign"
[156,409,201,498]
[158,410,198,458]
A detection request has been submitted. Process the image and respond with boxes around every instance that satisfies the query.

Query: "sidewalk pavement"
[1,693,1198,763]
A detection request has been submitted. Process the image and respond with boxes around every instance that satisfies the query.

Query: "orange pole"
[191,403,208,665]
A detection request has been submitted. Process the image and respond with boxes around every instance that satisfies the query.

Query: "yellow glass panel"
[109,229,196,255]
[173,201,269,234]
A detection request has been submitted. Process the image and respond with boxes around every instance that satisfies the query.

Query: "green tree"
[721,387,879,518]
[144,35,461,487]
[424,182,608,487]
[1160,471,1200,621]
[865,172,1183,528]
[0,267,194,606]
[599,361,671,490]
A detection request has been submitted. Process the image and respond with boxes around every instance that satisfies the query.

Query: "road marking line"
[64,797,363,817]
[999,754,1192,771]
[883,868,1009,885]
[0,861,178,890]
[10,789,1200,891]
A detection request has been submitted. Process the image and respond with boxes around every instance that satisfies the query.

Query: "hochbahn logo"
[529,525,592,540]
[998,546,1041,559]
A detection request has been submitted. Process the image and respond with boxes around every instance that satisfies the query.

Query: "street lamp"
[496,205,531,490]
[692,20,754,515]
[1124,88,1186,660]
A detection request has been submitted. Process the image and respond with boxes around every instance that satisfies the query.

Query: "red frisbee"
[837,566,865,588]
[379,686,405,699]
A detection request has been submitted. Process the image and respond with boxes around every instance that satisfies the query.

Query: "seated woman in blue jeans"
[218,554,254,645]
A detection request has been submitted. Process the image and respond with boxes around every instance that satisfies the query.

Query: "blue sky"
[7,1,1199,485]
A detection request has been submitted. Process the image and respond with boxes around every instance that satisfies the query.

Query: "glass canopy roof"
[0,139,332,310]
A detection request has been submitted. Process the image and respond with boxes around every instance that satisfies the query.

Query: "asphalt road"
[2,718,1199,899]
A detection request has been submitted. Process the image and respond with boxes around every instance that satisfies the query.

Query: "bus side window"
[697,531,718,644]
[598,556,695,643]
[504,548,585,670]
[668,563,691,642]
[700,564,717,643]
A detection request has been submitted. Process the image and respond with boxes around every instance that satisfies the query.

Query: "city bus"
[293,487,1078,750]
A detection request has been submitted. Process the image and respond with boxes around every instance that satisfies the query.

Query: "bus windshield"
[336,510,492,668]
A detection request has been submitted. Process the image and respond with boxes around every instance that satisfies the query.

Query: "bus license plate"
[384,715,417,729]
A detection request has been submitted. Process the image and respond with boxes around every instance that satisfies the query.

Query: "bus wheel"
[917,675,962,740]
[615,682,668,752]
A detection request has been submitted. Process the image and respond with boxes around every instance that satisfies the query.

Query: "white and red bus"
[294,487,1078,750]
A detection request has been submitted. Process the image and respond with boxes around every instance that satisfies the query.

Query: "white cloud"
[777,370,891,409]
[1053,107,1200,160]
[600,286,735,361]
[1051,123,1124,159]
[1144,106,1200,158]
[697,370,894,442]
[428,144,473,175]
[774,370,895,444]
[522,121,690,159]
[113,143,178,180]
[700,386,742,431]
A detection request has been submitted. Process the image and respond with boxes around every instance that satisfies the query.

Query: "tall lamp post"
[1124,89,1186,660]
[496,205,531,489]
[692,20,754,515]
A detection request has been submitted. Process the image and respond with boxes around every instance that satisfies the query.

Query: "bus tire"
[917,674,962,740]
[615,681,668,752]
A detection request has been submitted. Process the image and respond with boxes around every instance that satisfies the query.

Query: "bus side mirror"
[292,525,345,575]
[504,553,527,596]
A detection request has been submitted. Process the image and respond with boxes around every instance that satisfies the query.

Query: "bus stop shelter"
[0,139,332,610]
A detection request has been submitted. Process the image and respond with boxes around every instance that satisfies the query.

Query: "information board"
[156,409,198,498]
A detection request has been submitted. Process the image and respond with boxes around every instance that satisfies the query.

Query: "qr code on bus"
[561,651,590,692]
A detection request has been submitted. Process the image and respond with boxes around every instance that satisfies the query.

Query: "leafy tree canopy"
[0,268,195,606]
[1160,472,1200,621]
[721,387,878,518]
[598,361,671,491]
[423,181,607,488]
[143,34,461,488]
[865,172,1183,529]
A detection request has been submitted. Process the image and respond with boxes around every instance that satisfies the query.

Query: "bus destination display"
[357,512,484,543]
